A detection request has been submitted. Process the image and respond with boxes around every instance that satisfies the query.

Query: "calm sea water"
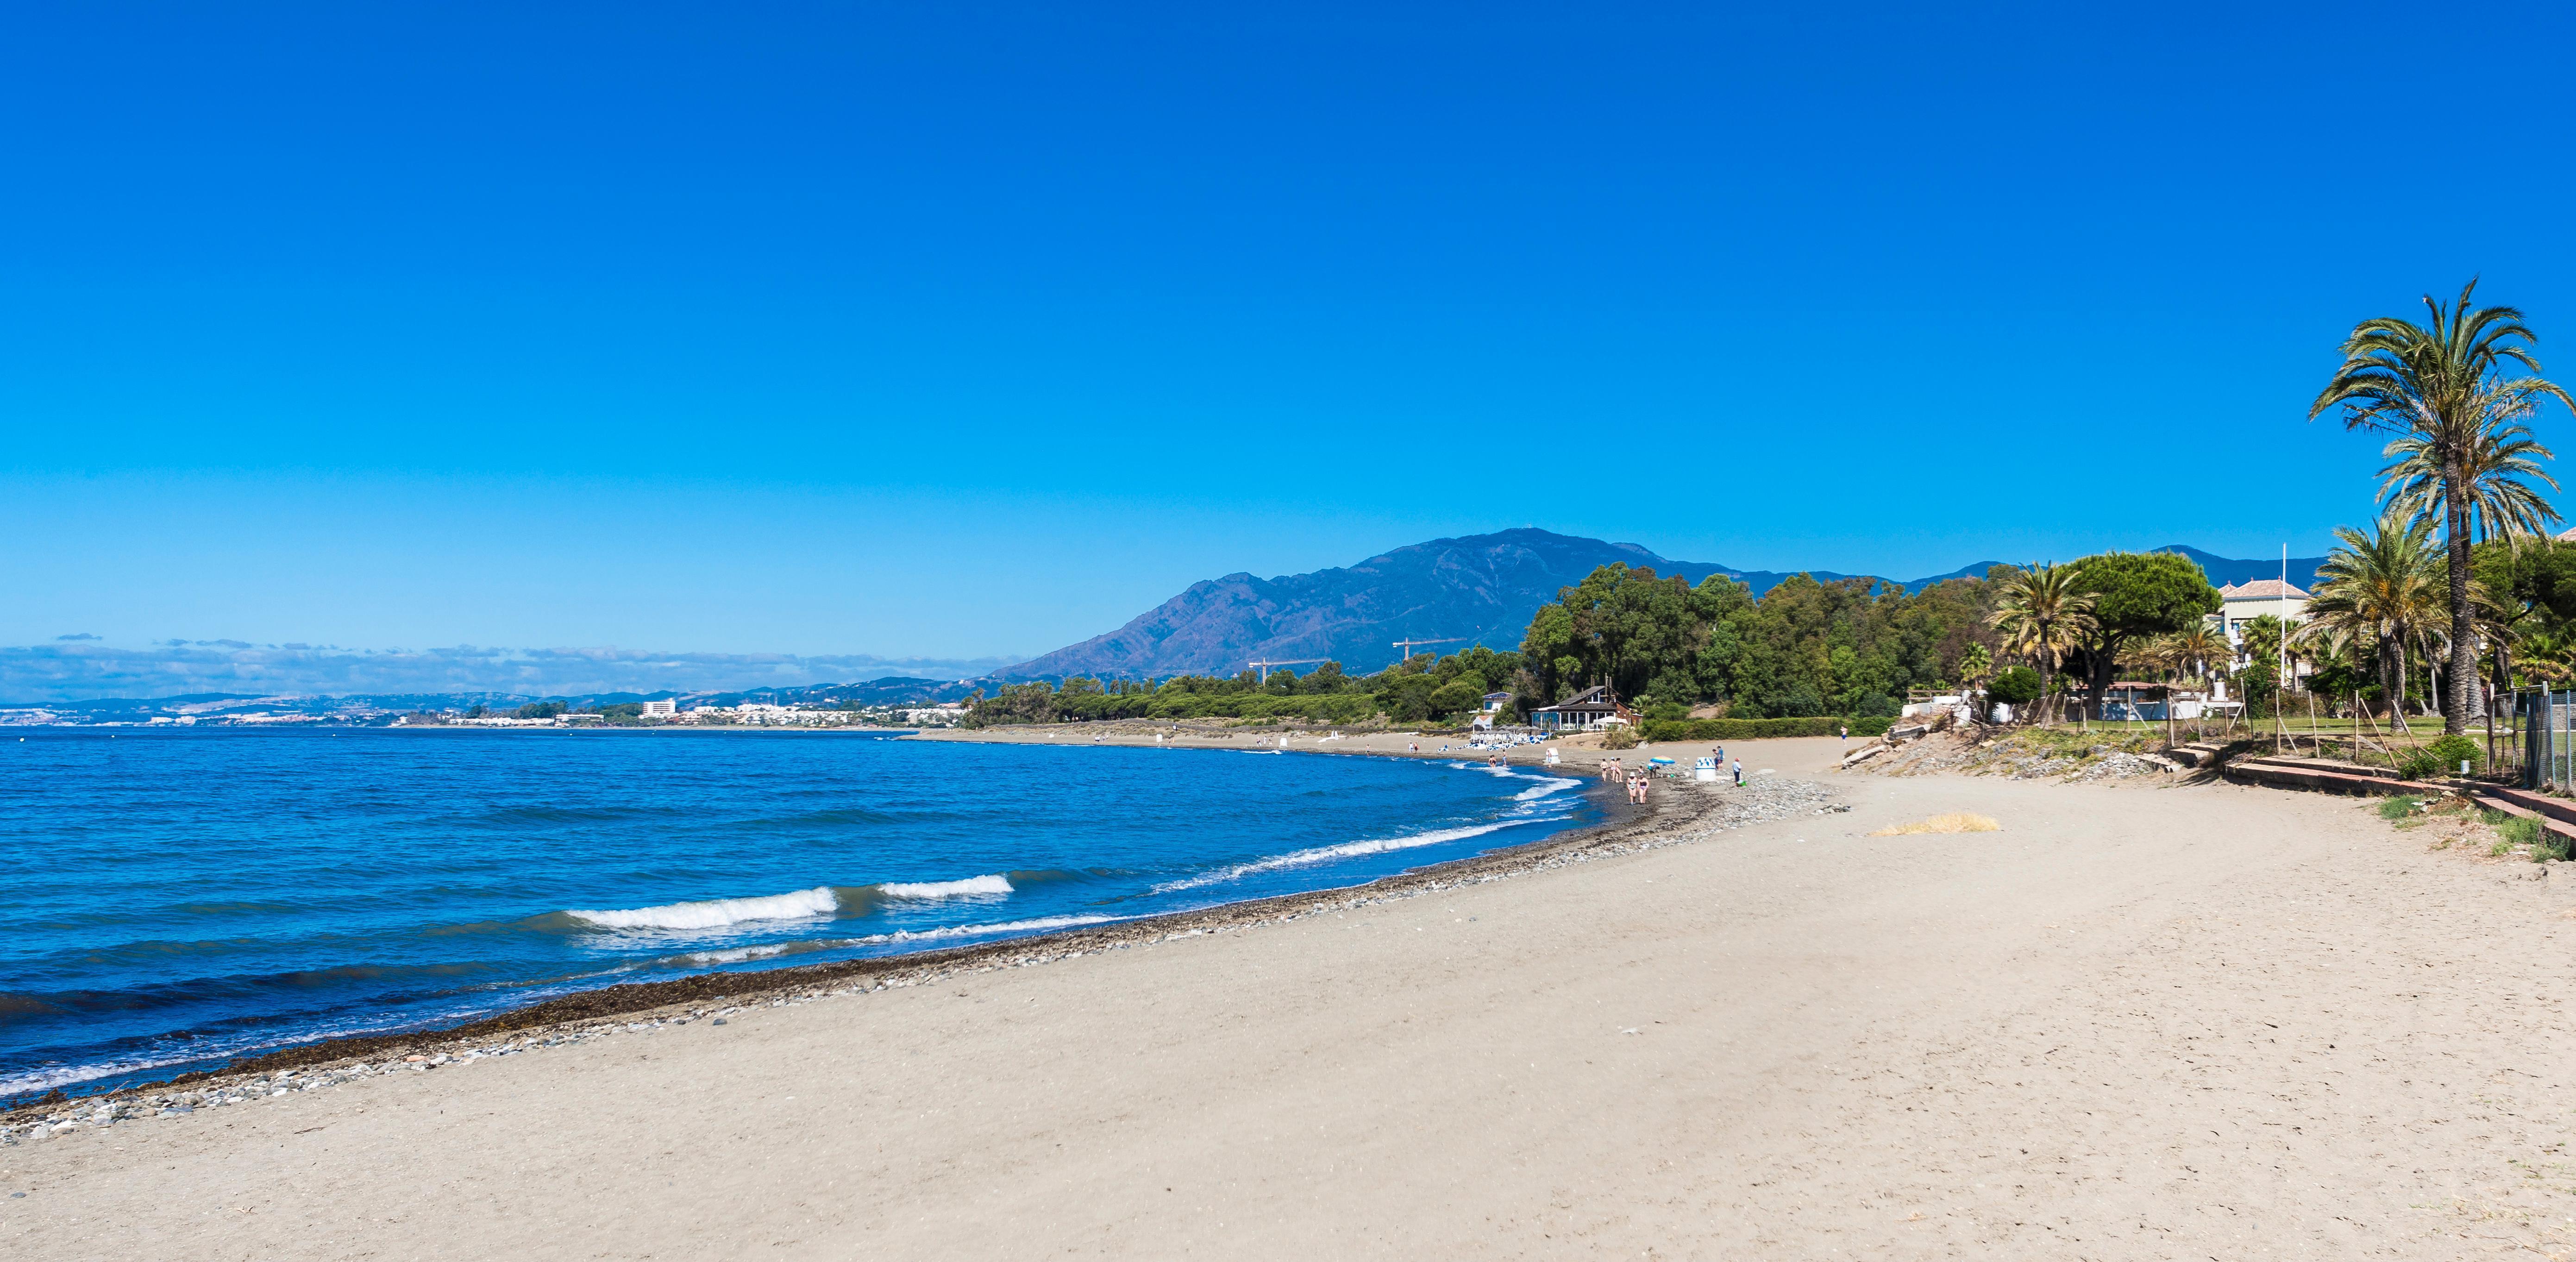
[0,728,1589,1102]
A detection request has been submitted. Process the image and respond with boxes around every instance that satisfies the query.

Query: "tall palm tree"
[1986,564,2098,726]
[2312,279,2573,734]
[2301,510,2451,731]
[2379,398,2562,546]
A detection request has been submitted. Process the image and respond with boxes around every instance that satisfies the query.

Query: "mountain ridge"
[999,529,2327,681]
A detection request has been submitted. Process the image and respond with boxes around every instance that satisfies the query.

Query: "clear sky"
[5,2,2573,677]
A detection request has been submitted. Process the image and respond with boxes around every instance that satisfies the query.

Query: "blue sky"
[4,2,2573,681]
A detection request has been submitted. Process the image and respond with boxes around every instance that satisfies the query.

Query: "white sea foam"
[1150,764,1584,897]
[1150,819,1523,895]
[863,914,1117,944]
[1514,776,1580,802]
[877,874,1013,899]
[679,943,797,965]
[568,886,839,931]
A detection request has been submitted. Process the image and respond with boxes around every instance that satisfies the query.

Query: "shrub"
[2484,814,2563,860]
[2239,662,2279,708]
[2419,733,2483,777]
[2396,749,2442,781]
[1599,725,1640,750]
[1987,666,2041,706]
[2377,797,2422,821]
[1850,691,1899,719]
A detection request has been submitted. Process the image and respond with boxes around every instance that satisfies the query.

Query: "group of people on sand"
[1594,757,1655,805]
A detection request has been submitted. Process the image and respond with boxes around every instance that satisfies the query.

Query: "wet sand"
[11,767,2576,1257]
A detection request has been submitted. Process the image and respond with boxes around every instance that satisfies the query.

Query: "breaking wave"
[564,873,1022,932]
[566,886,840,931]
[876,874,1013,900]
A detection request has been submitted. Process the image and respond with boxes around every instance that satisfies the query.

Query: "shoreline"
[4,757,1789,1120]
[25,756,2574,1254]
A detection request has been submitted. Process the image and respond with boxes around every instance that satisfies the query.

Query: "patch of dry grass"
[1868,812,2002,836]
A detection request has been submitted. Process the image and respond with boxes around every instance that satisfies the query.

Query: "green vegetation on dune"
[1519,563,1999,719]
[965,646,1525,728]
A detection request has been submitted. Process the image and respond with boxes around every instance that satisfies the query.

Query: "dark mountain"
[998,528,2008,680]
[2154,545,2325,590]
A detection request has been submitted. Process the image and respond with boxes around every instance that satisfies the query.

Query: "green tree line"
[963,646,1525,727]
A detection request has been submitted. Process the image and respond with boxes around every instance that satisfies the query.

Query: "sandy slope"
[10,771,2576,1259]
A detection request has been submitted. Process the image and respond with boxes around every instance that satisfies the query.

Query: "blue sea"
[0,728,1590,1103]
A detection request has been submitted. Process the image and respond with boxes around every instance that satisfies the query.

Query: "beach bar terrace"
[1529,685,1637,734]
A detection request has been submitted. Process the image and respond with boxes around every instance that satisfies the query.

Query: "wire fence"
[2181,690,2536,786]
[2522,688,2574,791]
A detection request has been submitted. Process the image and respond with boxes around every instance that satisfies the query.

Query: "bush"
[1599,725,1639,750]
[1636,716,1898,743]
[1850,691,1899,719]
[2496,814,2563,861]
[2419,733,2483,777]
[2239,662,2279,708]
[2397,749,2442,781]
[1987,666,2041,706]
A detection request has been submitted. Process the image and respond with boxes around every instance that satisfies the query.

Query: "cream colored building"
[2212,578,2309,672]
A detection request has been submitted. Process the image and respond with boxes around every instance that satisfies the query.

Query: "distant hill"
[2154,545,2325,590]
[999,528,2010,680]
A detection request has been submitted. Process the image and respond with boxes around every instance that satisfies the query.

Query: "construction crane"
[1247,658,1325,684]
[1391,636,1466,662]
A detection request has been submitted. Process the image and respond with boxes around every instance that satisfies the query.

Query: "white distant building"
[2212,578,2311,674]
[639,699,677,717]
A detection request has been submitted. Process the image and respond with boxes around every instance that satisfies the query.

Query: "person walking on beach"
[1839,724,1847,743]
[1731,758,1744,787]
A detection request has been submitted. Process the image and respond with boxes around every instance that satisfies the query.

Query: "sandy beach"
[10,761,2576,1258]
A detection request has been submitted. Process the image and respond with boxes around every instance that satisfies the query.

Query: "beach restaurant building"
[2212,578,2311,674]
[1529,685,1638,734]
